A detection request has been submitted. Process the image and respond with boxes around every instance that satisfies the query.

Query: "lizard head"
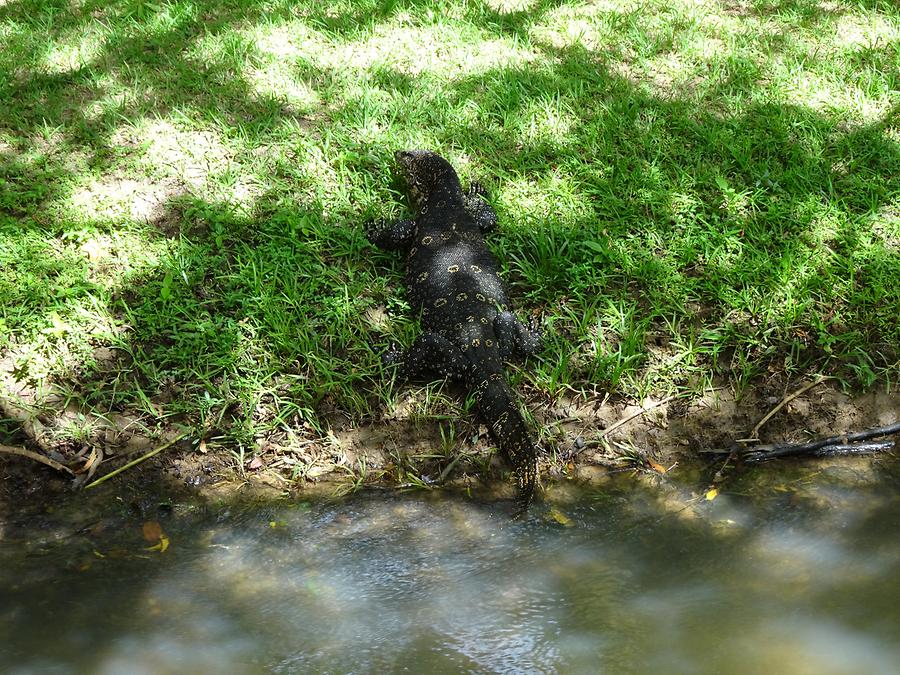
[394,149,461,210]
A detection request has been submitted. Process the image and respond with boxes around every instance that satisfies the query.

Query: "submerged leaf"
[546,507,575,527]
[142,521,163,542]
[145,534,170,553]
[142,521,170,552]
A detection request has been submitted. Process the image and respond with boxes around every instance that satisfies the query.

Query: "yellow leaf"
[142,521,170,553]
[145,535,170,553]
[705,487,719,501]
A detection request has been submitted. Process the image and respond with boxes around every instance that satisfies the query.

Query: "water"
[2,465,899,674]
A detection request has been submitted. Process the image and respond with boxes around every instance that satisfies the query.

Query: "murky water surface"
[2,465,899,674]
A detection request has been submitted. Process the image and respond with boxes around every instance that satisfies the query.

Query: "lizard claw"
[381,342,404,368]
[527,313,544,344]
[467,181,489,198]
[365,218,387,245]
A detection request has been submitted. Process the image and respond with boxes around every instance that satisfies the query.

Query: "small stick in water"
[84,432,189,489]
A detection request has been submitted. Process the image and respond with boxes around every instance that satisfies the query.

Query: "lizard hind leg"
[494,311,543,361]
[391,332,468,383]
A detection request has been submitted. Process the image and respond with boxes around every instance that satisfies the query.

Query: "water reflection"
[1,469,899,674]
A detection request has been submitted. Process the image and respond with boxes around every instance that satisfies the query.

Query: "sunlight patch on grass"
[781,70,884,121]
[134,120,232,189]
[617,52,699,97]
[807,209,843,251]
[530,2,618,52]
[336,25,534,78]
[253,22,331,60]
[295,144,343,210]
[80,74,132,122]
[141,0,199,35]
[40,31,106,75]
[833,13,899,50]
[684,33,727,61]
[0,222,164,377]
[484,0,536,12]
[498,169,592,227]
[529,0,897,124]
[515,97,579,149]
[250,19,534,81]
[68,176,184,224]
[245,63,322,114]
[108,119,265,211]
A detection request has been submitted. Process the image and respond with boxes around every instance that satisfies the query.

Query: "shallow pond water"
[2,463,899,674]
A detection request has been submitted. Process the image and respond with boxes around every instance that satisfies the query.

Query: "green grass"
[1,0,898,458]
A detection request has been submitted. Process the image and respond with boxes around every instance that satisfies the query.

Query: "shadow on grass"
[0,0,897,469]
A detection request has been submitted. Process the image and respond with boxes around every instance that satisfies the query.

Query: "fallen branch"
[0,393,54,454]
[0,443,75,475]
[805,441,895,456]
[84,431,189,489]
[742,421,900,463]
[750,375,831,439]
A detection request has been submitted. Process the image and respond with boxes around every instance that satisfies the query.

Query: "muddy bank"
[2,372,898,514]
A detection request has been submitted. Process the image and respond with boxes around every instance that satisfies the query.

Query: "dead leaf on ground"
[75,448,99,474]
[648,460,668,474]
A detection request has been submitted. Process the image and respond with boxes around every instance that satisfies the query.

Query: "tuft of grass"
[0,0,897,463]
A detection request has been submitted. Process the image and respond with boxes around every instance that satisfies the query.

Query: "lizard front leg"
[464,182,497,234]
[367,218,416,252]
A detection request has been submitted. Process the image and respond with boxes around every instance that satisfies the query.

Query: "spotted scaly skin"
[368,150,542,509]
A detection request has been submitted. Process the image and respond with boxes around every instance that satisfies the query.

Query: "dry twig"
[0,443,74,475]
[598,393,680,439]
[750,375,832,439]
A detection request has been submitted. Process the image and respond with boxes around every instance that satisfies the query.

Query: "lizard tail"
[467,368,538,509]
